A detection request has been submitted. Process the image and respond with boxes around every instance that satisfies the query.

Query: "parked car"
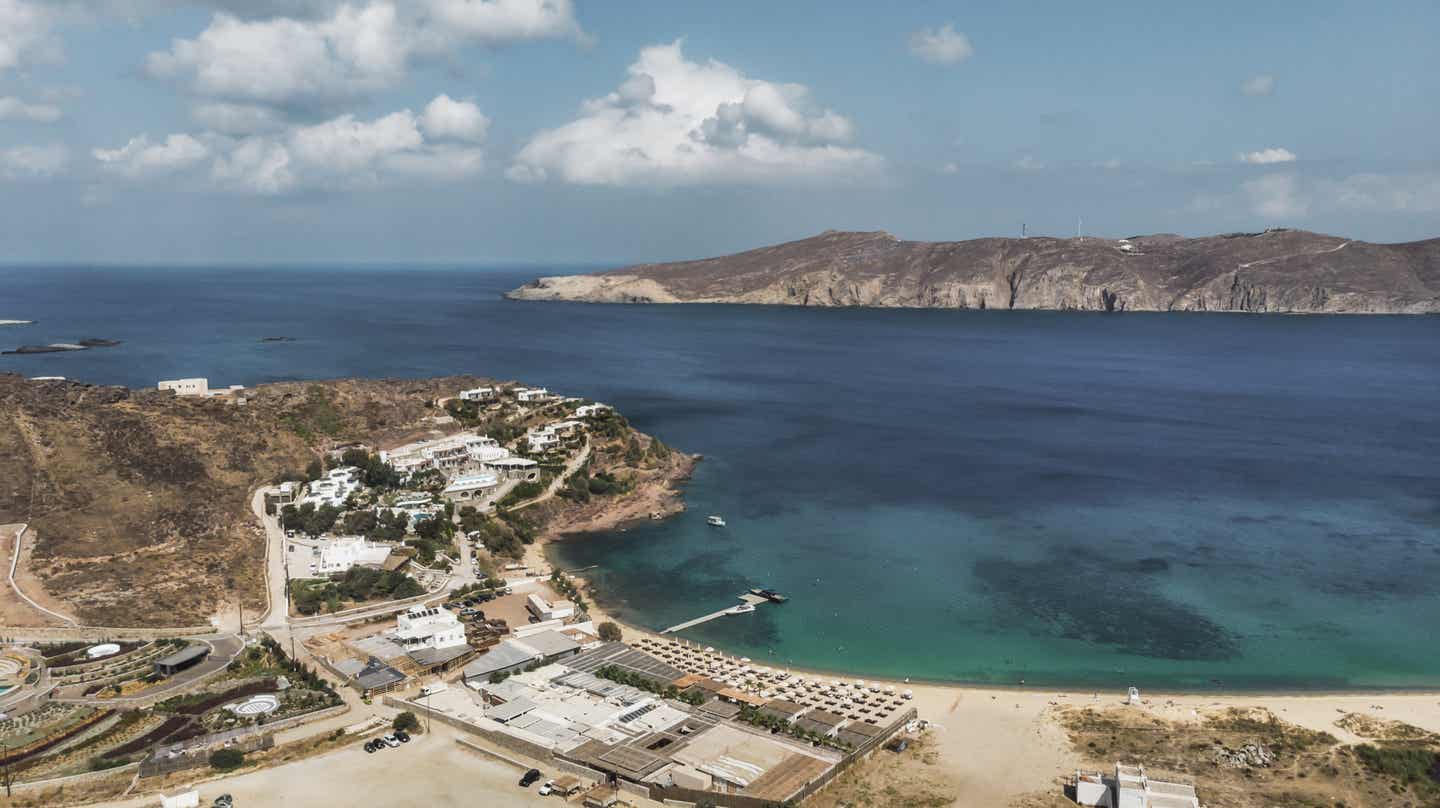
[395,730,410,743]
[518,769,541,788]
[537,779,556,796]
[381,734,401,748]
[364,740,378,753]
[213,796,233,808]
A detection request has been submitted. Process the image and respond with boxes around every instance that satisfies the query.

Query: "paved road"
[52,634,247,706]
[5,522,79,626]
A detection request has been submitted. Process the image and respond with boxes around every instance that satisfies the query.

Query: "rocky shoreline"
[3,338,121,355]
[509,228,1440,314]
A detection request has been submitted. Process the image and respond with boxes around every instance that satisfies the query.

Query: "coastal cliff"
[508,229,1440,314]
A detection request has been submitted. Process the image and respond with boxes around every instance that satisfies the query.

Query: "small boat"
[748,588,789,603]
[707,515,726,527]
[731,603,756,614]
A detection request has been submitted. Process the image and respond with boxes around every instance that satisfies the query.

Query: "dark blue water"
[5,266,1439,689]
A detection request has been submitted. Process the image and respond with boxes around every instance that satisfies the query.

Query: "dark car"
[365,740,379,753]
[395,730,410,743]
[519,768,542,787]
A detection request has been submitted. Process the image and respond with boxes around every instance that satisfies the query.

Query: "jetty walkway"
[662,593,769,634]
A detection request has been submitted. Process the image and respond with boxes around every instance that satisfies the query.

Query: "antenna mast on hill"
[1022,223,1027,239]
[1077,216,1084,242]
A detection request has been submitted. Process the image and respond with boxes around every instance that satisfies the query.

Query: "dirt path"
[2,523,78,627]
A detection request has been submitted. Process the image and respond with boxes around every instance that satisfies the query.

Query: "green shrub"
[208,748,245,771]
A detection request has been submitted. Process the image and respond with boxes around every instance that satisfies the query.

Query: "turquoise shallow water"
[5,265,1439,689]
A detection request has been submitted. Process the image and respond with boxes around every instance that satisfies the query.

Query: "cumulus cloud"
[0,142,67,178]
[421,94,489,142]
[508,41,881,187]
[1239,147,1297,165]
[0,95,62,122]
[1240,74,1276,96]
[95,94,485,194]
[1242,173,1307,218]
[0,0,63,74]
[146,0,582,110]
[93,133,210,177]
[908,23,973,66]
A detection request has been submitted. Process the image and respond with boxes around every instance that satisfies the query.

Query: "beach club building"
[381,432,509,475]
[442,472,501,502]
[485,456,540,482]
[527,593,576,622]
[392,606,468,652]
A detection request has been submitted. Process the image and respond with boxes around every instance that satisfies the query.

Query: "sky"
[1,0,1437,264]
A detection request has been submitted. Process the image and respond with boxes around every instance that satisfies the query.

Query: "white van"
[419,682,449,697]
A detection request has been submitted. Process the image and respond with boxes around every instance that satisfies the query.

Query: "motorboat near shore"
[706,515,726,527]
[749,588,788,603]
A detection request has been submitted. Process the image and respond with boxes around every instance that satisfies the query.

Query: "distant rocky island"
[508,229,1440,314]
[3,338,121,355]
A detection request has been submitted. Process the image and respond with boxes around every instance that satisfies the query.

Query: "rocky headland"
[508,229,1440,314]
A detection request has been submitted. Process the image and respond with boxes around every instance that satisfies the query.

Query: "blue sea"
[5,265,1440,690]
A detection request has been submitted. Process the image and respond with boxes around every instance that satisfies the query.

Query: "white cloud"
[0,95,62,122]
[1239,147,1297,165]
[0,143,67,178]
[1320,172,1440,214]
[147,0,582,109]
[421,94,489,142]
[96,95,485,194]
[0,0,62,75]
[509,41,882,187]
[1242,173,1307,218]
[1240,74,1276,96]
[940,162,958,174]
[908,23,973,66]
[1013,155,1044,171]
[93,133,210,177]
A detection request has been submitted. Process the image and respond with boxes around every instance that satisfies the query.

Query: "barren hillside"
[0,375,684,626]
[508,229,1440,314]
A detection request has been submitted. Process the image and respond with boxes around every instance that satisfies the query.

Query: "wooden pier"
[661,593,768,634]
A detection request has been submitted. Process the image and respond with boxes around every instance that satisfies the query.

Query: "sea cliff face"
[508,229,1440,314]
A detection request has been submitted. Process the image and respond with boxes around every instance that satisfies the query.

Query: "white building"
[1073,764,1199,808]
[485,456,540,482]
[526,426,560,453]
[158,378,209,397]
[392,606,467,651]
[301,467,363,509]
[443,472,500,502]
[381,432,508,474]
[459,387,497,403]
[157,378,244,398]
[550,420,584,436]
[575,403,612,418]
[526,593,576,622]
[314,536,391,575]
[514,387,552,403]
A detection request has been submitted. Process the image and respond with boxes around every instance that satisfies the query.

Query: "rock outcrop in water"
[508,229,1440,314]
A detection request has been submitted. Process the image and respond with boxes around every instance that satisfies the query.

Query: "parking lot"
[95,726,565,808]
